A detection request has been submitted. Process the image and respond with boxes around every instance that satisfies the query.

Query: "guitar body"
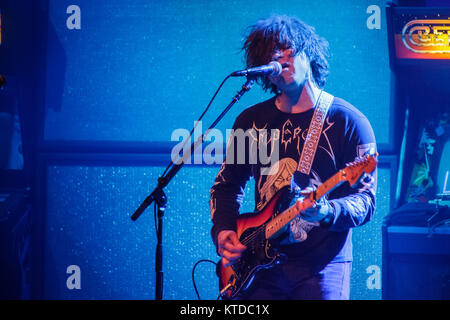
[218,186,292,300]
[216,154,378,300]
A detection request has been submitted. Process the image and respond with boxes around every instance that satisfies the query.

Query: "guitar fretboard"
[265,170,345,239]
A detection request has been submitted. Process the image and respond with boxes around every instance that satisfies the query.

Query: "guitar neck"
[314,170,344,200]
[265,170,345,239]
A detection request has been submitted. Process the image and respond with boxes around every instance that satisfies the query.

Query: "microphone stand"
[131,77,255,300]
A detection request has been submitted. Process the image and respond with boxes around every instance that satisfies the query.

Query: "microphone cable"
[161,74,231,177]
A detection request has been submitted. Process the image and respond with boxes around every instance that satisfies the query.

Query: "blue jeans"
[237,261,352,300]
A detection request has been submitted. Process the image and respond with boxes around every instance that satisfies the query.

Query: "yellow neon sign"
[396,19,450,59]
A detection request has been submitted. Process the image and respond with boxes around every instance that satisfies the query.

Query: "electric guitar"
[218,153,378,299]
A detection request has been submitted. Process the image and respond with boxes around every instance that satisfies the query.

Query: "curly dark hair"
[242,15,330,93]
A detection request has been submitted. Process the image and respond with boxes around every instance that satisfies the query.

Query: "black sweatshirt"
[210,95,377,267]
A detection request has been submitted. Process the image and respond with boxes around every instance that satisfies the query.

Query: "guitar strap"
[296,90,334,176]
[288,90,334,242]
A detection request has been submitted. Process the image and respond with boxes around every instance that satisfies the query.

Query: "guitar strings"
[239,205,297,247]
[239,158,373,247]
[240,224,266,246]
[240,228,262,246]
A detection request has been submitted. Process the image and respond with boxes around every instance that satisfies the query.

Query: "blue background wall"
[36,0,393,300]
[43,163,392,300]
[43,0,391,145]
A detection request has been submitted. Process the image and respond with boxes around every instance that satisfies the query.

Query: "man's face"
[269,48,310,93]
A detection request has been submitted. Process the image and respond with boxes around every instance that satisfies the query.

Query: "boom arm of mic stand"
[131,77,255,221]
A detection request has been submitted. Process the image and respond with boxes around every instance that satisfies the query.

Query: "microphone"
[230,61,282,77]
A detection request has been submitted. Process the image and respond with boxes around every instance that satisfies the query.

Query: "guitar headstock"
[344,153,378,186]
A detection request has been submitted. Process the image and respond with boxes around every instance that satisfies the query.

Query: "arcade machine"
[383,0,450,299]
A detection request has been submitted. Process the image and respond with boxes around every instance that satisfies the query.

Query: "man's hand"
[217,230,246,267]
[296,187,335,224]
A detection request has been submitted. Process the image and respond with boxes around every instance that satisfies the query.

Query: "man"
[210,15,377,300]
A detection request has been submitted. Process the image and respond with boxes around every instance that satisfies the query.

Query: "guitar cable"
[191,259,219,300]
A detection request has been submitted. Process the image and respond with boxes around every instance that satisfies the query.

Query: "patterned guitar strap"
[289,90,334,242]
